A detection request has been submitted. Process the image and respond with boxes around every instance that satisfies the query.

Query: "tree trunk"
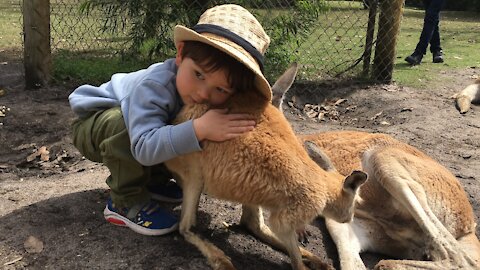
[373,0,404,82]
[23,0,51,89]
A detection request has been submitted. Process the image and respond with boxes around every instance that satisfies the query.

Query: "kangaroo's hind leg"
[364,150,476,267]
[240,205,327,269]
[178,174,235,270]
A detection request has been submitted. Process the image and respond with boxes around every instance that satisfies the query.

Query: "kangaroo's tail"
[455,79,480,114]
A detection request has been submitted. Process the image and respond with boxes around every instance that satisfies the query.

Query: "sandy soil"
[0,57,479,269]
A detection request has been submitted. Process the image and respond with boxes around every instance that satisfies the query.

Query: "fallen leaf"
[24,236,44,253]
[13,143,37,151]
[334,98,347,105]
[3,257,22,266]
[371,112,383,120]
[39,146,50,161]
[26,146,50,162]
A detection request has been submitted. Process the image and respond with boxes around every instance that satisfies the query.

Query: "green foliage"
[53,50,152,85]
[79,0,327,81]
[79,0,204,59]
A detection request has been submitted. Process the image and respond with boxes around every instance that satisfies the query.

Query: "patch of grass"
[394,8,480,87]
[296,1,369,79]
[0,1,22,49]
[53,50,153,85]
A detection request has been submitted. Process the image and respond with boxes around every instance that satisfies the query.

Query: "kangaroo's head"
[304,140,367,223]
[323,170,367,223]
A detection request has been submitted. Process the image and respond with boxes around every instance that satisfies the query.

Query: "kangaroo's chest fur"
[167,90,338,213]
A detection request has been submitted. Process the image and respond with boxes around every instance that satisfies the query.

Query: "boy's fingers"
[227,125,255,134]
[229,120,256,127]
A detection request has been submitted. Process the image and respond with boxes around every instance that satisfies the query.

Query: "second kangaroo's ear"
[304,140,336,172]
[271,62,298,109]
[343,170,367,194]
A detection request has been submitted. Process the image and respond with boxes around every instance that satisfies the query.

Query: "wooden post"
[23,0,52,89]
[372,0,404,82]
[362,0,378,77]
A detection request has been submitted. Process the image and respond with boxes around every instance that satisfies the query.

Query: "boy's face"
[175,42,235,106]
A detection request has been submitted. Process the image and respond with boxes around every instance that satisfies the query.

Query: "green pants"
[71,107,172,208]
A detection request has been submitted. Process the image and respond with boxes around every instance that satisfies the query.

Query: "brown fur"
[271,63,479,268]
[455,78,480,114]
[300,131,480,269]
[165,87,367,270]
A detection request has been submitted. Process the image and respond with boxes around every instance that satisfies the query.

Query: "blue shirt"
[68,58,202,166]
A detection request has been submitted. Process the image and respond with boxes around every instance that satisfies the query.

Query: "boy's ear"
[175,42,184,65]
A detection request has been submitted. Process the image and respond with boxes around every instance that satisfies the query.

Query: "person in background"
[405,0,446,65]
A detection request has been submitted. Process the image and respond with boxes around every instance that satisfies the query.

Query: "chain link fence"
[13,0,404,86]
[45,0,402,81]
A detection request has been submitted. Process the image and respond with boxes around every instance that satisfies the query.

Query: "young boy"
[68,4,271,236]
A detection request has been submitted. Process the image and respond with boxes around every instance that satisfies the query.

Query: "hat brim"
[174,25,271,101]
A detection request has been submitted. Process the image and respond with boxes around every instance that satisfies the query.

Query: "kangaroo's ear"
[271,62,298,109]
[304,140,336,172]
[343,170,367,194]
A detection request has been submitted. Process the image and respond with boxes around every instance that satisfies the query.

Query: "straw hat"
[174,4,272,100]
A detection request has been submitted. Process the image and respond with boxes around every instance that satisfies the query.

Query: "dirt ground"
[0,55,479,270]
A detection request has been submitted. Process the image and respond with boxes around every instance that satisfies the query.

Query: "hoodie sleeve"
[68,83,119,119]
[127,79,202,166]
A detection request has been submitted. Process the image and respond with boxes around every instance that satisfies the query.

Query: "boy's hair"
[180,41,255,93]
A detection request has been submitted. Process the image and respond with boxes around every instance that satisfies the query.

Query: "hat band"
[192,24,264,71]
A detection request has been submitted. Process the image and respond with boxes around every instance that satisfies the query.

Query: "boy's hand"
[193,108,256,142]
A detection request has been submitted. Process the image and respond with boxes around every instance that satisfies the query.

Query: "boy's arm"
[69,83,119,119]
[127,79,202,166]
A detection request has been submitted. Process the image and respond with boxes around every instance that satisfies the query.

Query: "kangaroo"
[455,78,480,114]
[164,65,367,270]
[300,131,480,270]
[272,65,480,269]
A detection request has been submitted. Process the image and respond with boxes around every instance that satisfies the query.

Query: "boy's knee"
[99,107,126,135]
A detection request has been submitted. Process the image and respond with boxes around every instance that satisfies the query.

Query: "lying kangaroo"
[455,78,480,114]
[164,66,367,270]
[271,66,480,269]
[301,131,480,269]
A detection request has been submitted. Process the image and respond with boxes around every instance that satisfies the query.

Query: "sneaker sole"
[103,206,179,236]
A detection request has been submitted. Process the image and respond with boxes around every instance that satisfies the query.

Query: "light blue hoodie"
[68,58,202,166]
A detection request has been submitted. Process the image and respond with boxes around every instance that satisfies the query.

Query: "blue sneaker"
[103,198,178,236]
[147,179,183,203]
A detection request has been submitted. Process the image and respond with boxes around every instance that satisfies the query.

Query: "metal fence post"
[23,0,52,89]
[373,0,404,82]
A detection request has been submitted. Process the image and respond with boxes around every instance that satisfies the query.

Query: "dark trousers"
[415,0,445,55]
